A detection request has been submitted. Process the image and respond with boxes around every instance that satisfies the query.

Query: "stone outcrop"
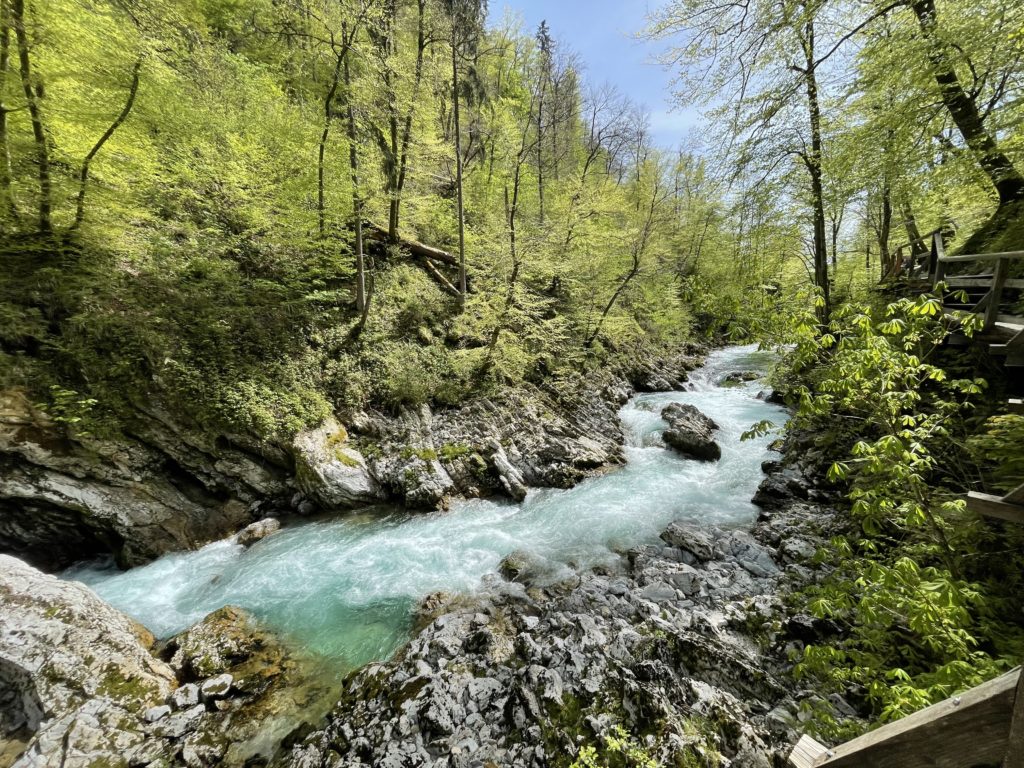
[0,554,176,768]
[0,559,339,768]
[286,464,843,768]
[292,417,382,508]
[0,391,285,570]
[660,402,721,461]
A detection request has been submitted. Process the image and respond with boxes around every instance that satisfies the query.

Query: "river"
[63,344,785,673]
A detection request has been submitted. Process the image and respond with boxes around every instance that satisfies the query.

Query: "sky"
[487,0,702,149]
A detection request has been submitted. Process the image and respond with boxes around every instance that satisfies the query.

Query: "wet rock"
[498,550,562,587]
[660,403,721,461]
[660,521,722,562]
[721,371,760,386]
[165,606,267,680]
[292,417,381,508]
[235,517,280,547]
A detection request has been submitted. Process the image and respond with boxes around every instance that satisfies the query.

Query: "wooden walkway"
[789,239,1024,767]
[898,232,1024,524]
[790,667,1024,768]
[901,230,1024,365]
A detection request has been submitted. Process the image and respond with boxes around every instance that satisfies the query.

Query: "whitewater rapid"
[64,345,785,672]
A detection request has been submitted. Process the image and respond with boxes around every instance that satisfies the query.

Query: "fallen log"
[421,258,461,299]
[363,222,459,267]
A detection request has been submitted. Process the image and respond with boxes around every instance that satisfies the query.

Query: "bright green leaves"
[781,287,1024,736]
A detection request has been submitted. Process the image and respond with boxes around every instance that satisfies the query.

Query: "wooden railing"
[790,667,1024,768]
[897,230,1024,333]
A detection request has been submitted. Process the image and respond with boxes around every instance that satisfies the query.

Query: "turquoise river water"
[64,345,785,672]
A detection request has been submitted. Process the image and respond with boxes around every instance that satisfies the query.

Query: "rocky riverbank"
[0,438,846,768]
[0,348,703,572]
[281,453,848,768]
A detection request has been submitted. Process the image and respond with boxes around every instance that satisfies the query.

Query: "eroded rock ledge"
[0,347,703,571]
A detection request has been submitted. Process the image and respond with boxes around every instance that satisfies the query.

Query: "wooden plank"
[1009,399,1024,415]
[789,735,829,768]
[1005,482,1024,505]
[947,278,1024,289]
[990,329,1024,357]
[812,668,1020,768]
[940,250,1024,263]
[997,315,1024,331]
[1004,668,1024,768]
[968,492,1024,524]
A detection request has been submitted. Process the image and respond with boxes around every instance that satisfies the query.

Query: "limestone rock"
[292,417,381,509]
[660,403,721,461]
[0,554,174,768]
[0,390,275,571]
[166,606,267,681]
[170,683,199,710]
[199,674,232,701]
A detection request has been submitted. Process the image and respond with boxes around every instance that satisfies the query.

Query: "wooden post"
[985,257,1010,330]
[933,233,947,289]
[1004,668,1024,768]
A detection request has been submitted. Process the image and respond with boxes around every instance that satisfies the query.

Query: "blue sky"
[488,0,702,148]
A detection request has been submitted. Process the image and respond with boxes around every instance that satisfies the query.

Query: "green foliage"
[776,292,1024,734]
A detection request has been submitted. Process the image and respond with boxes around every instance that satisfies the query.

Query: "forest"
[0,0,1023,766]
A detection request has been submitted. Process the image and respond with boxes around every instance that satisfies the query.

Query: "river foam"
[64,345,785,672]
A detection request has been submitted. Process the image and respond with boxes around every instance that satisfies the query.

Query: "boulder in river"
[721,370,760,386]
[660,403,721,461]
[235,517,281,547]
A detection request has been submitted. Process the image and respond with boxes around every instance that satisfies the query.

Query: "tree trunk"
[802,16,829,324]
[317,51,344,239]
[0,0,18,225]
[585,178,659,348]
[342,24,366,316]
[879,185,893,279]
[390,0,426,241]
[73,55,142,231]
[902,202,927,256]
[452,29,467,308]
[12,0,49,234]
[911,0,1024,205]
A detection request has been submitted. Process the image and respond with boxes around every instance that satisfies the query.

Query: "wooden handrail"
[940,250,1024,263]
[789,667,1022,768]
